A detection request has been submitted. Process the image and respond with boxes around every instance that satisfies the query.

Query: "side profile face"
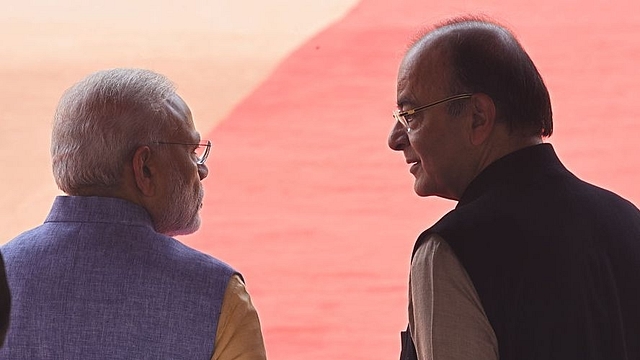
[152,94,209,236]
[388,43,474,200]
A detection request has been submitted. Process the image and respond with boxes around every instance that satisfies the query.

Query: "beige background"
[0,0,359,242]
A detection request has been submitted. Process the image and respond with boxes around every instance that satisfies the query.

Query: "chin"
[414,183,459,200]
[160,216,201,237]
[413,179,432,197]
[168,227,199,237]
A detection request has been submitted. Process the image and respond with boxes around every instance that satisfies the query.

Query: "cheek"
[408,133,434,161]
[177,161,199,182]
[192,167,203,186]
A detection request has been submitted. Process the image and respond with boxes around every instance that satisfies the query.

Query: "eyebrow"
[396,88,418,109]
[396,99,415,110]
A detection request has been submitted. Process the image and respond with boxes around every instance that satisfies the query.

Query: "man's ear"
[132,146,156,197]
[468,93,496,146]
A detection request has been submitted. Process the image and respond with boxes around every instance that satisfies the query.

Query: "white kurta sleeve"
[409,234,498,360]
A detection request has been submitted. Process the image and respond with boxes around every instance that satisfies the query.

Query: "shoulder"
[153,234,238,278]
[409,234,498,359]
[412,233,468,282]
[412,233,473,293]
[1,226,47,258]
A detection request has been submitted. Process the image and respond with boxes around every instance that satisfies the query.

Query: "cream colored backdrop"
[0,0,359,242]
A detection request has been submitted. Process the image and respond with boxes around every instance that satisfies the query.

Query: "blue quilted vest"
[1,196,236,359]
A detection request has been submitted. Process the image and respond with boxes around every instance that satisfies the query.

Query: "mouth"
[406,160,421,174]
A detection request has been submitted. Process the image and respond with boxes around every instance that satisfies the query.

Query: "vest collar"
[458,143,566,207]
[46,195,154,229]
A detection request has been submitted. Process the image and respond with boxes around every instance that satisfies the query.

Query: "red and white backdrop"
[2,0,640,358]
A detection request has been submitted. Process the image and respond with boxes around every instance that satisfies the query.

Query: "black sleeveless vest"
[401,144,640,360]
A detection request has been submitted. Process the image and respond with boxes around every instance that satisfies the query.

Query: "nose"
[388,121,408,151]
[198,163,209,180]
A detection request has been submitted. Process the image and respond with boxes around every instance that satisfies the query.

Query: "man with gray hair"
[389,16,640,360]
[1,68,267,359]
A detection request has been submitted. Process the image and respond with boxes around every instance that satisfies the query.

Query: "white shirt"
[408,234,498,360]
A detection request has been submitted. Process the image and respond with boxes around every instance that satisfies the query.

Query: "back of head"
[414,16,553,137]
[51,68,177,195]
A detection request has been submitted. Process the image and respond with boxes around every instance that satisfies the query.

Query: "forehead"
[165,94,193,125]
[397,41,451,106]
[163,94,199,140]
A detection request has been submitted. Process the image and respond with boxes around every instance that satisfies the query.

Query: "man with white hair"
[1,68,266,359]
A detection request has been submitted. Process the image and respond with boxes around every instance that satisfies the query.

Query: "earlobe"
[132,146,156,197]
[469,94,496,146]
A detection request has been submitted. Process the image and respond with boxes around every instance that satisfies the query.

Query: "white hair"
[51,68,178,194]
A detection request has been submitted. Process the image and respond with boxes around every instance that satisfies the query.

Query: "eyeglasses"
[154,140,211,165]
[393,93,473,130]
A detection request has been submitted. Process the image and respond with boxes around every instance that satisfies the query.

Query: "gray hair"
[410,15,553,137]
[51,68,178,194]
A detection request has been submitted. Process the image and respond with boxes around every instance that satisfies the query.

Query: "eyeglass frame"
[154,140,211,165]
[393,93,474,130]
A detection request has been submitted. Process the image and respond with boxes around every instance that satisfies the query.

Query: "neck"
[478,135,543,173]
[68,169,147,209]
[452,134,543,201]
